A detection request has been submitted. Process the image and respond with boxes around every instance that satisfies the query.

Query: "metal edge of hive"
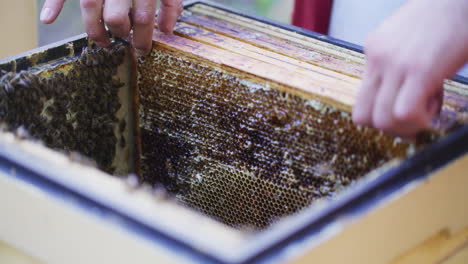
[0,33,89,72]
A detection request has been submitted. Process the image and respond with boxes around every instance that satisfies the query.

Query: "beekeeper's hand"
[352,0,468,138]
[40,0,183,56]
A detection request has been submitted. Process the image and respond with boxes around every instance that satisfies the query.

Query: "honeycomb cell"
[137,48,411,229]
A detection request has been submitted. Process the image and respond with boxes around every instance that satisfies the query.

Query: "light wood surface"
[0,1,37,59]
[0,241,43,264]
[288,154,468,264]
[445,246,468,264]
[392,228,468,264]
[0,171,183,264]
[188,4,366,64]
[0,130,243,264]
[170,22,359,86]
[179,10,365,78]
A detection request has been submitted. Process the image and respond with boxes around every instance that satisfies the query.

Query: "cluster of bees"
[0,43,128,173]
[137,49,411,229]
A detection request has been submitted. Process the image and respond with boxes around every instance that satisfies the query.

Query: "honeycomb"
[137,49,410,229]
[134,6,468,230]
[0,42,135,174]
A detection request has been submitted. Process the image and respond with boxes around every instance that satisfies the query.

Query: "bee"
[3,81,14,94]
[119,135,126,148]
[92,66,103,77]
[28,89,39,103]
[118,119,126,133]
[0,98,7,112]
[0,72,13,84]
[26,72,40,88]
[111,78,124,88]
[9,73,23,86]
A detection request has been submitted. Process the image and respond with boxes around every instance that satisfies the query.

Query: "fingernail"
[40,7,52,22]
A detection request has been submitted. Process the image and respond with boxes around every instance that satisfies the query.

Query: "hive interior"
[137,48,410,229]
[1,3,468,231]
[0,41,138,175]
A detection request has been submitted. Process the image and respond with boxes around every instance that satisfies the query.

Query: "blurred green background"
[37,0,293,46]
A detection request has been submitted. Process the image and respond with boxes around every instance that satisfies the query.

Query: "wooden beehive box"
[1,1,468,263]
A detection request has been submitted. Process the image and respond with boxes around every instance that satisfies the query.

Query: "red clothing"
[292,0,333,35]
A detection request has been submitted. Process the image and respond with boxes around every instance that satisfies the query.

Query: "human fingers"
[103,0,132,38]
[132,0,157,56]
[394,72,443,130]
[371,68,403,133]
[353,40,419,138]
[352,67,381,127]
[40,0,66,24]
[374,72,423,138]
[80,0,110,47]
[157,0,183,33]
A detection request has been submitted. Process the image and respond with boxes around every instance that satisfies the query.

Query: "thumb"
[40,0,66,24]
